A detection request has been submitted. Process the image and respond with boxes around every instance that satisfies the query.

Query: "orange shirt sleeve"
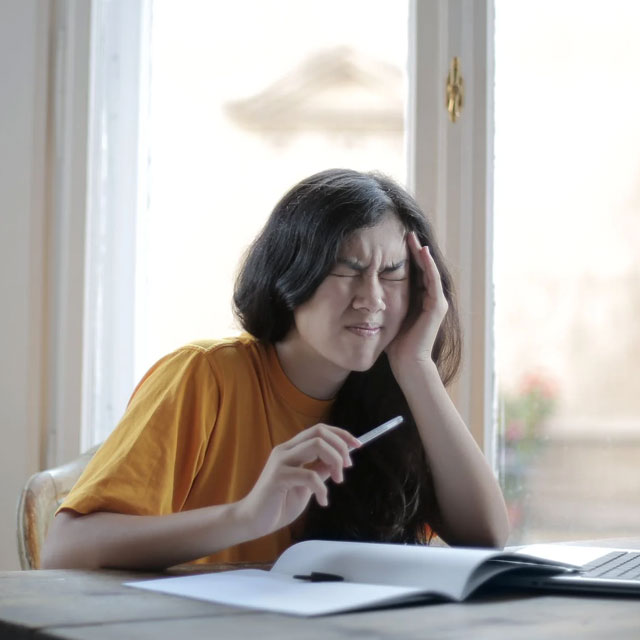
[59,346,219,516]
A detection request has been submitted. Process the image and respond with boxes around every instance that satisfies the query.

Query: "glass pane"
[135,0,408,381]
[494,1,640,543]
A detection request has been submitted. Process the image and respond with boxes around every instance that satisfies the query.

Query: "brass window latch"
[446,56,464,123]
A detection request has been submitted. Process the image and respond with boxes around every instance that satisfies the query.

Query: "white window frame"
[407,0,495,465]
[44,0,93,467]
[82,0,150,450]
[47,0,495,466]
[43,0,149,463]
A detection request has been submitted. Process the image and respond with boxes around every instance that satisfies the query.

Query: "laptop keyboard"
[580,551,640,580]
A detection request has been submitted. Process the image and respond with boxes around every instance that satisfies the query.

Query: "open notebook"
[125,539,576,616]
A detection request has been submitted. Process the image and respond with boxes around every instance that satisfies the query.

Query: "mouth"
[345,324,382,337]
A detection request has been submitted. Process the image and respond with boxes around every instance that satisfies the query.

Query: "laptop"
[507,543,640,595]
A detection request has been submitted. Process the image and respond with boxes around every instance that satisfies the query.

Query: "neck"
[275,333,349,401]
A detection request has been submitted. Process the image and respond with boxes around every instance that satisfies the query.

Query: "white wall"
[0,0,50,570]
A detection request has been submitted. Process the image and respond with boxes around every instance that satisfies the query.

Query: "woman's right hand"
[237,423,361,539]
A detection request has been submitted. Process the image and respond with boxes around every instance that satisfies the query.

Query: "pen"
[351,415,404,451]
[293,572,344,582]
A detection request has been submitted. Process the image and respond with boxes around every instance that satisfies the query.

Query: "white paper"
[126,569,429,616]
[271,540,515,600]
[125,540,572,616]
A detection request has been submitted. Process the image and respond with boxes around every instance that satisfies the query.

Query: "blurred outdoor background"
[494,1,640,542]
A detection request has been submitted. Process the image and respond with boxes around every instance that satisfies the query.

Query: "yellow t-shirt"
[59,334,333,564]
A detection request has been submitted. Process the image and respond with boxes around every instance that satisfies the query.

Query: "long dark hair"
[234,168,461,544]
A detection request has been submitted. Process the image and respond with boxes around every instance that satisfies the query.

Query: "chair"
[16,445,100,569]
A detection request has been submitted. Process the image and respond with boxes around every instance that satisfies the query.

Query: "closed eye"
[380,262,408,281]
[330,259,408,280]
[330,258,364,278]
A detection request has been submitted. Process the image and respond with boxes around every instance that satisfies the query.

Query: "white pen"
[350,415,404,451]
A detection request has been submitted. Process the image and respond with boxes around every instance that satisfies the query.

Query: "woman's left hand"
[385,231,449,375]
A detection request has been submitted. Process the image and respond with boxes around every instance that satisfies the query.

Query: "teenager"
[42,169,509,570]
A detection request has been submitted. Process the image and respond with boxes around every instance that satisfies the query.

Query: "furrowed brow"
[380,260,407,273]
[335,258,365,271]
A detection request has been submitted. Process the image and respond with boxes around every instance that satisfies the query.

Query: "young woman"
[42,169,509,570]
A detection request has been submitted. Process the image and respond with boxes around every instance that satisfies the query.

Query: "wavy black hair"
[234,168,462,544]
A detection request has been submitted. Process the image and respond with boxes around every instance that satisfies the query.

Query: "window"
[83,0,410,447]
[494,1,640,543]
[136,0,409,381]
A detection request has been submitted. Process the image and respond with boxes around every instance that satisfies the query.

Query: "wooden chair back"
[16,445,100,569]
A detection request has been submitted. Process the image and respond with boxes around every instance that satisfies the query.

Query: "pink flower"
[519,372,558,400]
[506,419,525,442]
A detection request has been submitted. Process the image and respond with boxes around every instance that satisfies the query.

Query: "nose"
[352,274,386,313]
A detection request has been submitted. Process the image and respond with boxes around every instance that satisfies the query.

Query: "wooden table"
[2,540,640,640]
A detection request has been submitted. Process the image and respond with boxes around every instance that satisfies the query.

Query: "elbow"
[40,520,65,569]
[41,511,101,570]
[443,509,511,550]
[40,535,68,569]
[479,508,511,549]
[460,525,510,550]
[494,500,512,548]
[40,536,82,570]
[466,490,511,549]
[41,542,101,571]
[478,525,510,550]
[40,543,64,570]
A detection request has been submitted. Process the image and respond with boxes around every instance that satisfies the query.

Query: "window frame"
[407,0,496,464]
[43,0,92,466]
[82,0,150,450]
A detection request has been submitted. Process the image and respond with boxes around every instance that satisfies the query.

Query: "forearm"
[41,501,253,570]
[397,361,509,548]
[41,424,358,571]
